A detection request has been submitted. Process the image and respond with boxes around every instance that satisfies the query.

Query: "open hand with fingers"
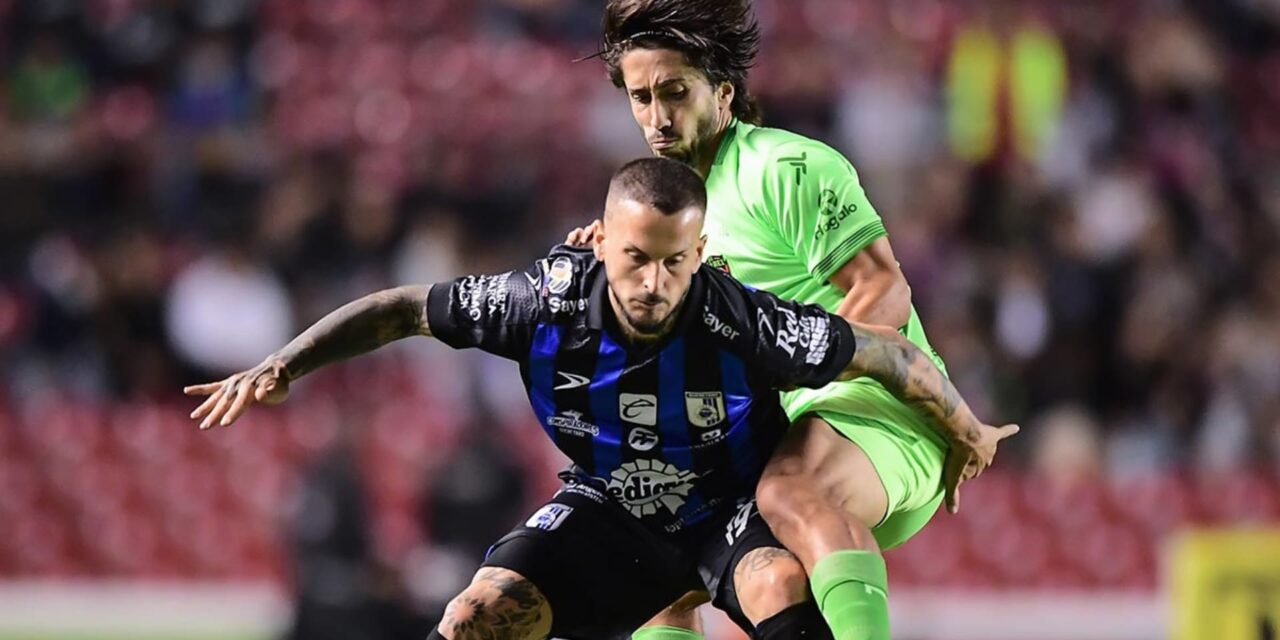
[942,422,1020,514]
[185,359,291,430]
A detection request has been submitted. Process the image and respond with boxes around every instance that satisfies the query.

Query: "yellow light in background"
[1171,529,1280,640]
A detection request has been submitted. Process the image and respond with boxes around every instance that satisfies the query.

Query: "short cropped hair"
[608,157,707,216]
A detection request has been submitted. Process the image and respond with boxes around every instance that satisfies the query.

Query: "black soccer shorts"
[479,478,783,639]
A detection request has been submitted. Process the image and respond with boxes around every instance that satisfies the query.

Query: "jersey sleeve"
[740,284,858,389]
[761,139,887,283]
[425,265,542,360]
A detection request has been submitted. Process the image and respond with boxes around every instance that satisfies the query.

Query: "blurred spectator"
[1031,404,1104,488]
[166,247,293,375]
[417,409,528,617]
[8,32,87,123]
[0,0,1278,601]
[285,424,381,640]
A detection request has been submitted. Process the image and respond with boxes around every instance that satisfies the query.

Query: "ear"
[717,81,734,110]
[593,222,607,261]
[696,234,707,263]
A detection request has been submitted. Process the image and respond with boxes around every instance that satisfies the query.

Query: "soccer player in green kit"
[569,1,1020,638]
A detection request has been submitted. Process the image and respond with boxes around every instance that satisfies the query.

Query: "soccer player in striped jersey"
[569,1,1021,638]
[187,158,1013,639]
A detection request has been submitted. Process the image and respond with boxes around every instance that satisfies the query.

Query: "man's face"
[619,48,732,169]
[595,196,706,338]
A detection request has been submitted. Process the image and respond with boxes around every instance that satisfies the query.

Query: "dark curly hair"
[602,0,763,125]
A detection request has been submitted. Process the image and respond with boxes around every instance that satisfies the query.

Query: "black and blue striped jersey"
[426,245,856,534]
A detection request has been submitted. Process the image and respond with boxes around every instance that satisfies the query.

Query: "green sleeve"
[760,140,887,282]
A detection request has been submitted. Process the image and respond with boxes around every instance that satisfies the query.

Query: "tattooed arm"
[185,285,432,430]
[273,284,433,380]
[836,322,1020,513]
[835,322,973,443]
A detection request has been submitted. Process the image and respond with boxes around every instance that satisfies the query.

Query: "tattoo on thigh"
[441,569,549,640]
[735,547,797,582]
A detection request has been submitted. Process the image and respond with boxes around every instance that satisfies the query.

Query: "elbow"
[888,276,912,329]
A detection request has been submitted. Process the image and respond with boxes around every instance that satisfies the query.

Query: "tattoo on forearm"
[274,285,431,381]
[440,568,548,639]
[846,325,976,442]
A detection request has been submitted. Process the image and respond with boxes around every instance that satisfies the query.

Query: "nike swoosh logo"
[554,372,592,390]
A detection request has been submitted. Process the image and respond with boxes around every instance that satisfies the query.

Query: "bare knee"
[438,568,552,639]
[755,472,818,538]
[733,547,811,625]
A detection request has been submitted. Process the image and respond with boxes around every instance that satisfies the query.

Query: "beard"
[653,112,721,168]
[608,286,688,344]
[619,300,674,337]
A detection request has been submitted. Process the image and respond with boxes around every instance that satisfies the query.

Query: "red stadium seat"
[1107,473,1199,534]
[1193,471,1280,524]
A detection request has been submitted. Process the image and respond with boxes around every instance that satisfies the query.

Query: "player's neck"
[693,120,733,179]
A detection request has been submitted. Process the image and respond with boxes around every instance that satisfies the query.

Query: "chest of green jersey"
[701,186,828,307]
[703,196,789,281]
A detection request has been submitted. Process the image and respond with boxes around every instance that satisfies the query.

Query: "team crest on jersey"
[685,392,726,428]
[544,256,574,295]
[705,255,731,275]
[607,459,698,517]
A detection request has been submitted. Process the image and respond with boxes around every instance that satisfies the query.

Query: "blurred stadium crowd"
[1,0,1279,636]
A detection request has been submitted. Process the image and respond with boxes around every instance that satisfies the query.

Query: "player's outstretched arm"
[836,322,1019,513]
[185,284,433,430]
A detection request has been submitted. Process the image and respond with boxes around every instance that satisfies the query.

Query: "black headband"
[575,28,680,63]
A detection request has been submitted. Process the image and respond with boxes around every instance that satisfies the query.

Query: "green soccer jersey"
[703,119,949,449]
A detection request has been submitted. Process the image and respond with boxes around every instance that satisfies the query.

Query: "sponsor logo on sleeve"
[802,315,832,365]
[814,188,859,240]
[544,256,574,295]
[606,459,698,517]
[757,308,832,364]
[455,273,510,321]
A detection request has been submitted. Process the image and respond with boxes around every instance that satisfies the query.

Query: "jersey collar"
[711,118,739,168]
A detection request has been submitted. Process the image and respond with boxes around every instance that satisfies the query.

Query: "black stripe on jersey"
[682,342,736,499]
[616,348,662,467]
[551,330,603,473]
